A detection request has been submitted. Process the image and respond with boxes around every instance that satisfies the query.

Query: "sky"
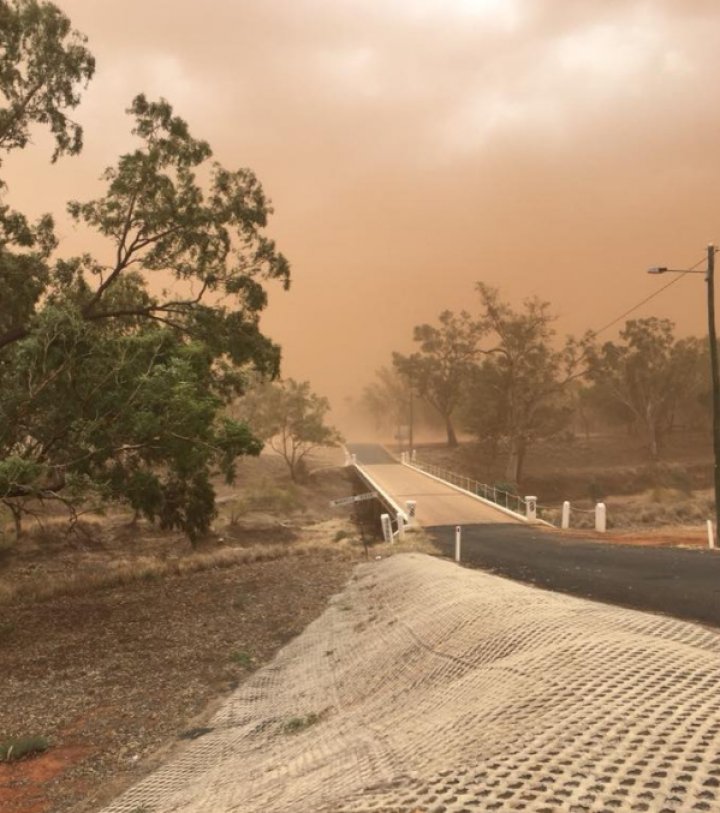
[4,0,720,425]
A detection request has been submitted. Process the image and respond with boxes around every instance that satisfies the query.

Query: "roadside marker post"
[455,525,462,563]
[397,513,406,541]
[708,519,715,549]
[380,513,393,544]
[561,501,570,530]
[406,500,417,522]
[595,502,607,533]
[525,497,537,522]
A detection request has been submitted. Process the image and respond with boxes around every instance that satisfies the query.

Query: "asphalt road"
[430,523,720,628]
[346,443,398,464]
[347,443,720,628]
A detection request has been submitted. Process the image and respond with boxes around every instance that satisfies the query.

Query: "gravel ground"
[0,548,356,813]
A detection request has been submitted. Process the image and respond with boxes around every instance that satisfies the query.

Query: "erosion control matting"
[101,554,720,813]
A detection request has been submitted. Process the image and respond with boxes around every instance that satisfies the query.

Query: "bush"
[0,736,49,762]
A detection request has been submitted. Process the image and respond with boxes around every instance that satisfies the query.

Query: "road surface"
[347,442,522,525]
[347,443,720,628]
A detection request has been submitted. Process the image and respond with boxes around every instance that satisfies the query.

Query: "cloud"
[7,0,720,410]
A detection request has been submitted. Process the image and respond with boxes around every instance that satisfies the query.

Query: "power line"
[589,253,707,339]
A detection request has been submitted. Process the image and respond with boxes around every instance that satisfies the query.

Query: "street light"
[647,244,720,542]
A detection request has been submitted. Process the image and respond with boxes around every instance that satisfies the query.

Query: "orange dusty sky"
[3,0,720,421]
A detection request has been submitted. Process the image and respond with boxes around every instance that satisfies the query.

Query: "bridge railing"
[406,458,529,518]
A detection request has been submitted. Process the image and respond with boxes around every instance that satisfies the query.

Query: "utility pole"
[648,246,720,541]
[408,389,414,455]
[707,244,720,540]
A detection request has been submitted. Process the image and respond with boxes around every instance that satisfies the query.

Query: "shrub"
[282,713,320,734]
[0,736,49,762]
[229,650,252,668]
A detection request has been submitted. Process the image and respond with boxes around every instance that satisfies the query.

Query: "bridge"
[346,442,525,526]
[346,443,720,629]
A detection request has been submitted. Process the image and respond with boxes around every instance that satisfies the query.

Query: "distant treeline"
[360,283,711,484]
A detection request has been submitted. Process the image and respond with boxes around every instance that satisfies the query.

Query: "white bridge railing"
[403,455,531,519]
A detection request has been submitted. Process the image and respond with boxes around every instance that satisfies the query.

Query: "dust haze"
[4,0,720,431]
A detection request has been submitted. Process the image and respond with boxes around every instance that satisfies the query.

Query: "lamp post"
[648,244,720,541]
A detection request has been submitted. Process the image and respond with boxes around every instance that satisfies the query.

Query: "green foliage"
[0,735,49,761]
[0,0,95,161]
[237,379,342,481]
[229,650,252,668]
[0,8,289,540]
[281,713,320,734]
[586,318,705,460]
[393,310,483,447]
[460,284,578,484]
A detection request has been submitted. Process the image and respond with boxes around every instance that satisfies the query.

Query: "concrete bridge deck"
[346,442,521,527]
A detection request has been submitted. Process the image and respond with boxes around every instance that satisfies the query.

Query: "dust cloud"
[4,0,720,428]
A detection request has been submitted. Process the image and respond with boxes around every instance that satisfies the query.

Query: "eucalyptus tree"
[393,310,484,447]
[0,2,290,539]
[586,318,705,460]
[237,379,342,482]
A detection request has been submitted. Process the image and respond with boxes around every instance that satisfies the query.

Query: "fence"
[406,458,530,519]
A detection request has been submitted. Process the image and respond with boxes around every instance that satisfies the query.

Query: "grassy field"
[413,429,714,532]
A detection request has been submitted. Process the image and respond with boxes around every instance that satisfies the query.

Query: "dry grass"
[0,518,439,608]
[0,536,352,607]
[542,487,715,532]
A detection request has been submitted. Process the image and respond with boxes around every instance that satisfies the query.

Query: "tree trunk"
[8,502,22,539]
[648,424,660,460]
[505,436,526,485]
[445,415,458,447]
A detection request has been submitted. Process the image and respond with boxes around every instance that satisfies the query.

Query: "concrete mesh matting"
[101,553,720,813]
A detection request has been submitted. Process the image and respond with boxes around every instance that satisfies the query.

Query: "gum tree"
[237,379,342,481]
[0,3,290,539]
[393,310,484,447]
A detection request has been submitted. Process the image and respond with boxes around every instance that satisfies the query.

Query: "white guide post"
[525,496,537,522]
[396,512,405,541]
[380,513,393,544]
[351,453,357,465]
[455,525,462,563]
[595,502,607,533]
[707,519,715,549]
[405,500,417,523]
[561,501,570,530]
[411,449,417,462]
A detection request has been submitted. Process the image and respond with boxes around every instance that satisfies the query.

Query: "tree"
[0,313,262,540]
[0,5,290,539]
[237,379,342,481]
[463,284,578,485]
[393,310,483,447]
[586,318,705,460]
[0,0,95,162]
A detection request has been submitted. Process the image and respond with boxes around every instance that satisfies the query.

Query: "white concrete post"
[396,512,405,541]
[707,519,715,549]
[561,501,570,530]
[595,502,607,533]
[525,496,537,522]
[411,449,417,462]
[405,500,417,521]
[351,453,357,465]
[455,525,462,562]
[380,513,393,544]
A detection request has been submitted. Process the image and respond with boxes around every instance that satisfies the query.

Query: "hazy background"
[4,0,720,425]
